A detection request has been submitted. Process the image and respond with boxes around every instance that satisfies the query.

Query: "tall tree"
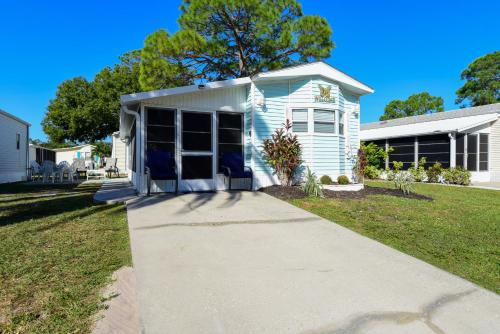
[380,92,444,121]
[140,0,334,86]
[456,51,500,107]
[43,51,142,143]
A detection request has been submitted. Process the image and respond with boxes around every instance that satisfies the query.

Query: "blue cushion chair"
[146,150,178,196]
[221,152,253,190]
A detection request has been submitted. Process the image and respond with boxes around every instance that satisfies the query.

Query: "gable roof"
[360,103,500,141]
[0,108,30,126]
[121,61,374,105]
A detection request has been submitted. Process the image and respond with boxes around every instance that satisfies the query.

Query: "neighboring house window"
[339,111,344,135]
[314,109,335,133]
[479,133,489,171]
[291,109,308,132]
[16,133,20,150]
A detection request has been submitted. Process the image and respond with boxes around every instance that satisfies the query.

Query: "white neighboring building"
[111,132,127,173]
[360,103,500,183]
[54,144,95,164]
[28,144,56,164]
[0,109,30,183]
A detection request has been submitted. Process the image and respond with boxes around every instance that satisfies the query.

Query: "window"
[217,112,243,173]
[131,121,136,172]
[291,109,308,132]
[182,112,212,151]
[479,134,489,171]
[314,109,335,133]
[16,133,20,150]
[147,108,176,154]
[467,134,478,171]
[338,111,344,135]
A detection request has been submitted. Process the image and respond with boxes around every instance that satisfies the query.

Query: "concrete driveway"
[126,191,500,334]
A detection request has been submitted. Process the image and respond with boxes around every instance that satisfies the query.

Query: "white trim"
[250,81,256,182]
[0,109,31,126]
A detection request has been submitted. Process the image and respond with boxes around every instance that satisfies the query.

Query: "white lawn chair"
[104,158,118,178]
[57,161,72,182]
[29,160,43,181]
[71,159,87,181]
[41,160,57,183]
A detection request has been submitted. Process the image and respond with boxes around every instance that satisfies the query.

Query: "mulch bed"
[260,185,433,201]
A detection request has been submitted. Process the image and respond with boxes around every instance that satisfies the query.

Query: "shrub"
[409,157,427,182]
[442,167,471,186]
[393,171,414,195]
[320,175,333,185]
[360,142,393,169]
[364,165,381,179]
[337,175,349,185]
[385,168,395,181]
[392,161,403,171]
[262,120,302,186]
[302,167,324,198]
[426,162,443,183]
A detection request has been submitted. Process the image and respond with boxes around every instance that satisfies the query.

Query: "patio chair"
[71,159,87,181]
[221,152,253,190]
[41,160,57,183]
[57,161,72,182]
[145,150,178,196]
[29,161,43,181]
[104,158,118,178]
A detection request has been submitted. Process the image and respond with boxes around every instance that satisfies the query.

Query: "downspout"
[122,105,141,191]
[26,124,30,180]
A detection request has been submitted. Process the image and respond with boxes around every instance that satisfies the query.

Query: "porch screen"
[417,134,450,168]
[456,134,465,168]
[182,112,212,151]
[467,134,478,171]
[146,108,176,154]
[217,112,243,173]
[388,136,415,170]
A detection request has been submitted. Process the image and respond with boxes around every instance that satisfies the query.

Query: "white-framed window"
[314,109,335,133]
[291,108,308,132]
[16,133,20,150]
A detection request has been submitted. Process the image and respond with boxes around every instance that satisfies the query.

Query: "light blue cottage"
[119,62,373,194]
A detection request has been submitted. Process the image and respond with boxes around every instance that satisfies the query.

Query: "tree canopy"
[380,92,444,121]
[456,51,500,107]
[43,50,142,143]
[139,0,334,87]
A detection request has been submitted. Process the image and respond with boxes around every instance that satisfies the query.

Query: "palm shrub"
[262,120,302,186]
[320,175,333,185]
[364,165,381,179]
[302,167,324,198]
[393,171,414,195]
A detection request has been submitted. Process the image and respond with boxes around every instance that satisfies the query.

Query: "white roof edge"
[121,61,374,104]
[360,114,499,141]
[0,109,30,126]
[252,62,374,95]
[52,144,96,152]
[121,77,252,104]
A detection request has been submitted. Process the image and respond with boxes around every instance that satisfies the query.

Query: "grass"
[0,182,131,333]
[290,180,500,294]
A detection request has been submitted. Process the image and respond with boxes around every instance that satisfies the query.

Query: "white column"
[385,139,389,169]
[414,136,419,166]
[464,133,468,170]
[449,133,456,168]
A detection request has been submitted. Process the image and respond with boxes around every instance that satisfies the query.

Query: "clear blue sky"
[1,0,498,141]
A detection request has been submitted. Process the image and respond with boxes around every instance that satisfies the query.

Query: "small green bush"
[392,161,403,171]
[320,175,333,185]
[443,167,471,185]
[409,157,427,182]
[302,167,324,197]
[393,171,414,195]
[337,175,349,185]
[385,168,395,181]
[364,165,381,179]
[427,162,443,183]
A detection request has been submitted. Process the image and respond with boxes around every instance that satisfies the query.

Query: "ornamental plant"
[353,147,368,183]
[393,171,414,195]
[302,167,324,198]
[320,175,333,185]
[337,175,349,185]
[426,162,443,183]
[262,120,302,186]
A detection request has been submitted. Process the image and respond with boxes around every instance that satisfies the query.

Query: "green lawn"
[0,182,131,333]
[290,181,500,294]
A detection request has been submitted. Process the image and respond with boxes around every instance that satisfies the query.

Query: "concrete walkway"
[470,182,500,191]
[126,191,500,334]
[93,178,137,204]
